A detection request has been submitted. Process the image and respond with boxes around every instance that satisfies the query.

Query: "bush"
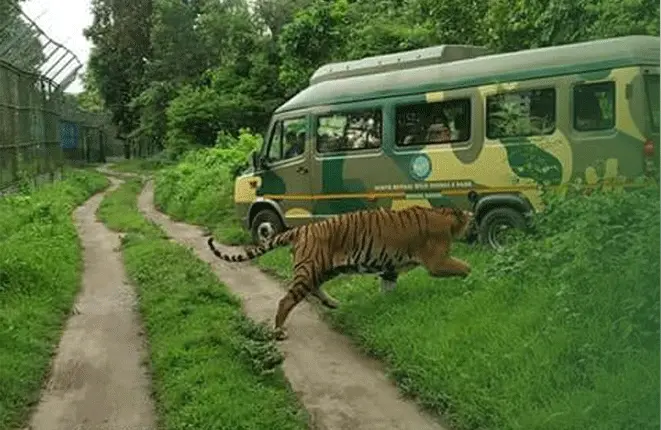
[153,129,260,244]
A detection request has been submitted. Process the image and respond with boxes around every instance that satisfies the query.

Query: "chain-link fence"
[59,96,125,165]
[0,58,63,186]
[0,2,124,191]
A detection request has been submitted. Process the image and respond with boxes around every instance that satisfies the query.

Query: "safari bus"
[233,35,660,249]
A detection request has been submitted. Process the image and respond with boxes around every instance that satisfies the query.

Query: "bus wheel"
[251,209,284,246]
[478,207,526,250]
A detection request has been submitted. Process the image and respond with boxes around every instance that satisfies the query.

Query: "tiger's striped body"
[207,205,474,340]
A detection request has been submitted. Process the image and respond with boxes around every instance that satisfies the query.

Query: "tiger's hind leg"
[379,263,418,293]
[423,256,471,279]
[309,268,342,308]
[311,288,339,309]
[274,266,316,340]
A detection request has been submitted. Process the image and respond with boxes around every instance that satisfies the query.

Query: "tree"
[76,70,105,112]
[84,0,152,137]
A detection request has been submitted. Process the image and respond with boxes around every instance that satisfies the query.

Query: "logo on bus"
[409,154,432,180]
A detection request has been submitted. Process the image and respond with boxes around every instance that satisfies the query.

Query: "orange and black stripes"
[206,228,297,262]
[206,205,474,340]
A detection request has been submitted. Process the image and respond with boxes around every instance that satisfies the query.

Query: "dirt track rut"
[25,176,156,430]
[138,180,447,430]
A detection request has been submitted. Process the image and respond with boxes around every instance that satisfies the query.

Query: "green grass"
[97,179,309,430]
[110,155,173,175]
[255,187,660,430]
[0,169,109,430]
[97,178,165,239]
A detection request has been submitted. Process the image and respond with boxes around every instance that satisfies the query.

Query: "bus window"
[644,74,660,130]
[396,98,471,147]
[573,82,615,131]
[266,121,283,162]
[486,88,556,139]
[316,109,382,153]
[283,117,307,159]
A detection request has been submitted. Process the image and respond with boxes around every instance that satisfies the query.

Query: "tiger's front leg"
[379,263,418,292]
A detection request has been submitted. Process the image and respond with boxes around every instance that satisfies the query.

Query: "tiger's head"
[450,208,474,239]
[426,206,474,239]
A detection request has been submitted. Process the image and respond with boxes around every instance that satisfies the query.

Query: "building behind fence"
[0,4,123,191]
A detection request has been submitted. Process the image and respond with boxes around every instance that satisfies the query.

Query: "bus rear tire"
[478,207,526,250]
[251,209,284,246]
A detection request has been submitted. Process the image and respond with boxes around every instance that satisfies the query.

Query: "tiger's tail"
[207,228,297,262]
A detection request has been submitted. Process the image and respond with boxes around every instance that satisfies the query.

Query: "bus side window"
[395,98,471,147]
[283,117,307,159]
[316,109,382,153]
[486,88,556,139]
[573,82,616,131]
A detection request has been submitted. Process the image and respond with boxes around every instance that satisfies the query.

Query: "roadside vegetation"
[96,178,309,430]
[109,155,174,175]
[153,131,260,245]
[148,153,660,429]
[0,169,109,430]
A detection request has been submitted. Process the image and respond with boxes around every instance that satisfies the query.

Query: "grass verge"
[97,178,309,430]
[109,154,173,175]
[0,169,109,430]
[255,186,660,430]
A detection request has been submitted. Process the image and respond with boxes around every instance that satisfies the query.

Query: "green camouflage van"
[234,35,660,249]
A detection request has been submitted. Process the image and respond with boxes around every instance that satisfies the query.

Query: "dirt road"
[25,176,156,430]
[137,180,448,430]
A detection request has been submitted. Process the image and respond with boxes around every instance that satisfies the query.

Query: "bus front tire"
[251,209,285,246]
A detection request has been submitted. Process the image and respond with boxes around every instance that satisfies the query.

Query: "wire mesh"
[0,1,124,192]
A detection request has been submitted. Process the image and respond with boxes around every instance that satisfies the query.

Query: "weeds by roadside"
[97,178,308,430]
[110,154,174,175]
[0,169,109,430]
[97,178,165,239]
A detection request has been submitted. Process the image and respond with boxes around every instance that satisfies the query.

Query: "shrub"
[153,129,260,244]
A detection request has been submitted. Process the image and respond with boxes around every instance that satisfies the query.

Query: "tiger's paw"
[274,327,288,341]
[380,278,397,293]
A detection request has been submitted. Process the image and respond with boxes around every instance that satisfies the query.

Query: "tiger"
[207,205,475,340]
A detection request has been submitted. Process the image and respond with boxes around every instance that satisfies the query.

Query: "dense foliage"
[153,130,261,244]
[82,0,660,157]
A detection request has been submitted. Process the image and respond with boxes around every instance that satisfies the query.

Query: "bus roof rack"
[309,44,491,86]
